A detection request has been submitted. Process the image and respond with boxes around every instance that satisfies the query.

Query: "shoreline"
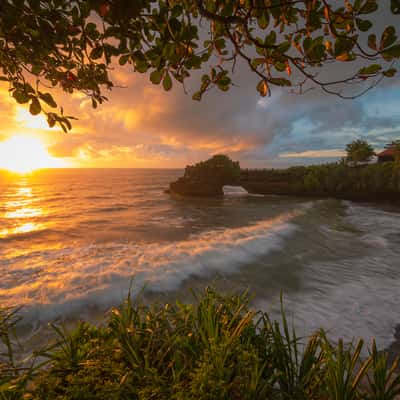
[168,157,400,201]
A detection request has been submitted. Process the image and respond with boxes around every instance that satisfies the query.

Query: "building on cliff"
[377,148,400,163]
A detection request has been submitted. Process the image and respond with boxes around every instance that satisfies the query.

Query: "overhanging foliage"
[0,0,399,131]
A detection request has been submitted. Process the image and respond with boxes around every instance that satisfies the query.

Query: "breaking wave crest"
[0,209,305,323]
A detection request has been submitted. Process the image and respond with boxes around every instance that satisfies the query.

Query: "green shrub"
[1,288,400,399]
[184,155,241,184]
[245,161,400,196]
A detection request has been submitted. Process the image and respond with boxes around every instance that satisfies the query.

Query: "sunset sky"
[0,64,399,170]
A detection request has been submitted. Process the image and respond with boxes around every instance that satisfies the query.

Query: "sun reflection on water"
[0,178,45,238]
[0,222,43,237]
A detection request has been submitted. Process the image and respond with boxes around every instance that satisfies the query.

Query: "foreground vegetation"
[1,288,400,399]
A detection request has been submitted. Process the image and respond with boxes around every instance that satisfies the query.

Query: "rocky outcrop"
[241,181,298,196]
[167,175,297,198]
[168,177,225,197]
[167,155,241,197]
[167,155,400,201]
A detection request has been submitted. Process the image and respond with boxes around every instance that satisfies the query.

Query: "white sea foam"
[255,201,400,349]
[345,202,400,250]
[223,186,249,196]
[256,256,400,350]
[0,210,304,323]
[345,201,400,232]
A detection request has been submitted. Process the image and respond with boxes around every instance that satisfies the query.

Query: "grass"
[1,287,400,399]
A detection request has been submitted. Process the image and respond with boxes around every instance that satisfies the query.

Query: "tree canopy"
[1,0,399,131]
[184,154,241,182]
[345,138,375,164]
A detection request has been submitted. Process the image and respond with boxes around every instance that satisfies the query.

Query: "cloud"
[5,70,399,168]
[280,150,346,159]
[1,1,399,169]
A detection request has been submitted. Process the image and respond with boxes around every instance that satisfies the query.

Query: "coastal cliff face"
[168,155,400,201]
[169,177,225,197]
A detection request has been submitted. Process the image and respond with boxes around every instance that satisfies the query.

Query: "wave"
[0,227,57,242]
[85,195,115,200]
[223,186,249,196]
[86,205,130,213]
[255,253,400,350]
[344,202,400,249]
[0,208,307,323]
[252,202,400,349]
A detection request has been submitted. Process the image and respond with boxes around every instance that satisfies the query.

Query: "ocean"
[1,168,399,349]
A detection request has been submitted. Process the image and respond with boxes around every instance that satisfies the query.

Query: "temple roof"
[376,148,400,157]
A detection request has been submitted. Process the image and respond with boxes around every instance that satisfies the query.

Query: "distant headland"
[167,153,400,202]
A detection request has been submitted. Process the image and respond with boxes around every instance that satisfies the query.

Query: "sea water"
[0,169,399,348]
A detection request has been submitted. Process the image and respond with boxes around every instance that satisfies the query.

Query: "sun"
[15,107,62,131]
[0,135,67,173]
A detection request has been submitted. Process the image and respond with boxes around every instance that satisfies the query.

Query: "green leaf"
[214,38,226,52]
[303,37,312,54]
[265,31,277,46]
[64,118,72,130]
[360,0,378,14]
[86,22,97,32]
[356,18,372,32]
[278,41,291,53]
[354,0,363,10]
[269,78,291,87]
[150,70,163,85]
[383,68,397,77]
[29,98,41,115]
[358,64,382,75]
[47,114,56,128]
[217,75,231,91]
[380,26,397,49]
[59,121,68,133]
[257,11,270,29]
[90,46,103,60]
[274,62,286,72]
[119,55,130,66]
[334,37,354,57]
[135,61,148,73]
[31,64,42,75]
[217,76,231,86]
[192,91,202,101]
[252,58,266,68]
[382,44,400,59]
[163,72,172,91]
[12,90,30,104]
[391,0,400,14]
[24,83,35,94]
[200,78,210,93]
[39,92,57,108]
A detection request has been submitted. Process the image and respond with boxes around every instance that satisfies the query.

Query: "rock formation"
[167,155,400,201]
[168,155,241,197]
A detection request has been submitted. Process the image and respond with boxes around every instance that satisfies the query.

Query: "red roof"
[377,148,400,157]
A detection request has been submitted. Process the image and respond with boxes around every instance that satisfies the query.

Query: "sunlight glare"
[15,107,62,131]
[0,135,67,173]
